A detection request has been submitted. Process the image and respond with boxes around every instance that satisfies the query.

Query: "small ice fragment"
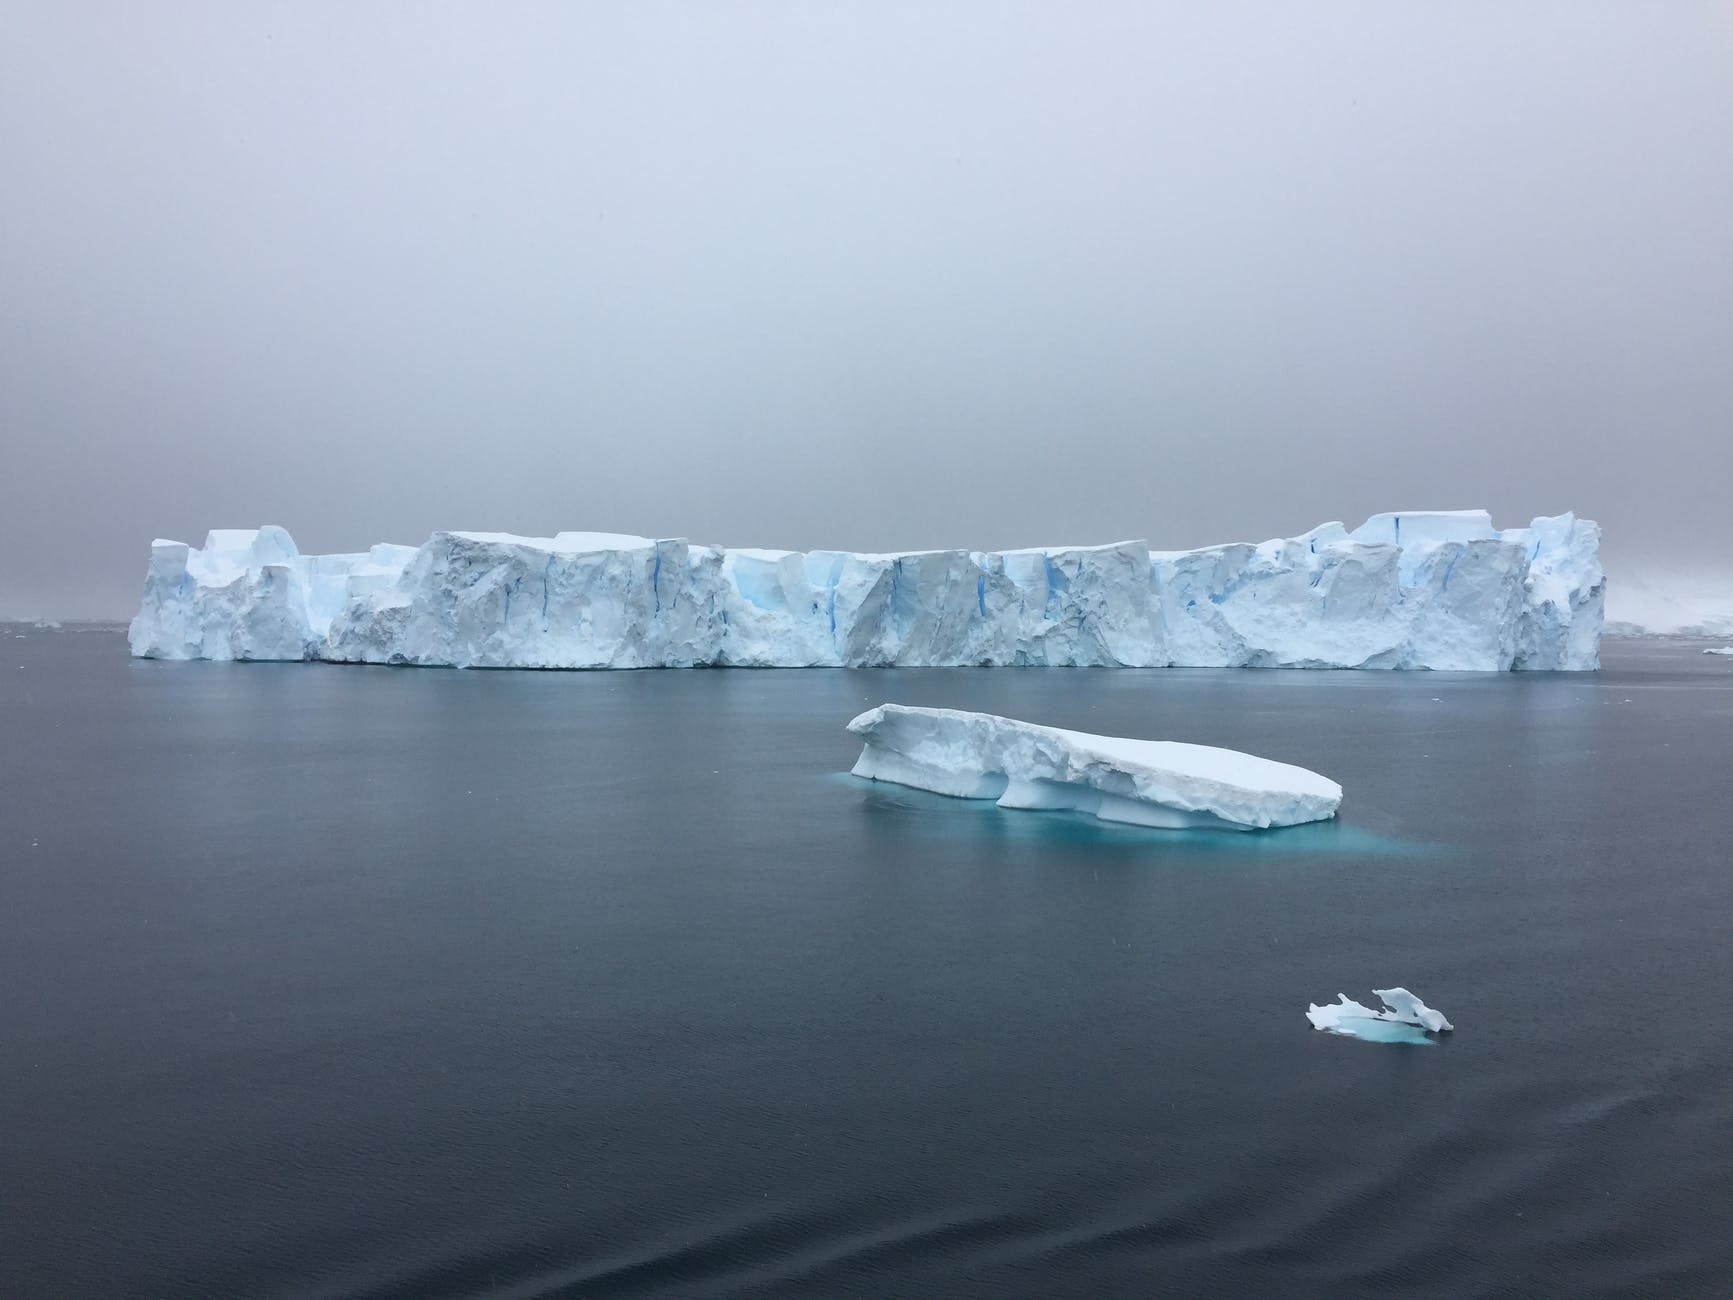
[1306,994,1386,1032]
[1372,986,1452,1032]
[1307,988,1453,1042]
[1704,646,1733,656]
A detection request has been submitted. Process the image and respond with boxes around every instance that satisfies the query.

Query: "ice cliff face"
[323,532,721,669]
[128,510,1604,670]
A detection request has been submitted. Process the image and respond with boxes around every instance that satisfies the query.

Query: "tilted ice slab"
[847,704,1342,831]
[128,509,1604,670]
[1308,988,1454,1044]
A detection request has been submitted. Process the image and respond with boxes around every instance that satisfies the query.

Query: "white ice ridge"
[127,509,1604,670]
[1705,647,1733,656]
[846,704,1342,831]
[1308,988,1454,1042]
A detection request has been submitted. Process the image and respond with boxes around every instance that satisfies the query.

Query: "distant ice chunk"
[1603,571,1733,638]
[847,704,1342,830]
[1705,646,1733,656]
[1308,988,1453,1042]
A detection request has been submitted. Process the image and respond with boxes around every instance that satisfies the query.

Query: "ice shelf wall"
[128,511,1604,671]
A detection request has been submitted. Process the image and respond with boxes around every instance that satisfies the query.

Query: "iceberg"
[1705,647,1733,657]
[1308,988,1454,1043]
[1603,571,1733,638]
[128,510,1604,670]
[846,704,1342,830]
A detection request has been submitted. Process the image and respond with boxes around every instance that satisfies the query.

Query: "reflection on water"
[827,771,1437,860]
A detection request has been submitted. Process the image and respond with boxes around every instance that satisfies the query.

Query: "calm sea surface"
[3,630,1731,1298]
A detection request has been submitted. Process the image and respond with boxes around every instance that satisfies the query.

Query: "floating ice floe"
[1307,988,1454,1043]
[846,704,1342,830]
[1704,647,1733,656]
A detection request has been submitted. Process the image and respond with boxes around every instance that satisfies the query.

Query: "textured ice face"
[127,511,1604,670]
[128,530,319,662]
[847,703,1343,831]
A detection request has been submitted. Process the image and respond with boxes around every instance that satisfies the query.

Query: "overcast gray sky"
[3,2,1729,619]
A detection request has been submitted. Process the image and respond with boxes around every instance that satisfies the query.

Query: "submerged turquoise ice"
[1320,1018,1438,1046]
[831,772,1434,864]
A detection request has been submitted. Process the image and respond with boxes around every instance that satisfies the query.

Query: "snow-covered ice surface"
[128,510,1604,670]
[847,704,1342,831]
[1308,989,1454,1044]
[1603,571,1733,639]
[1704,647,1733,657]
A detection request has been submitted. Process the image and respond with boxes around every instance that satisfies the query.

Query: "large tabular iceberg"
[848,704,1341,830]
[128,509,1603,670]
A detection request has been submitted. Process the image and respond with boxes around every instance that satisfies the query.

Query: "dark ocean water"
[3,629,1731,1298]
